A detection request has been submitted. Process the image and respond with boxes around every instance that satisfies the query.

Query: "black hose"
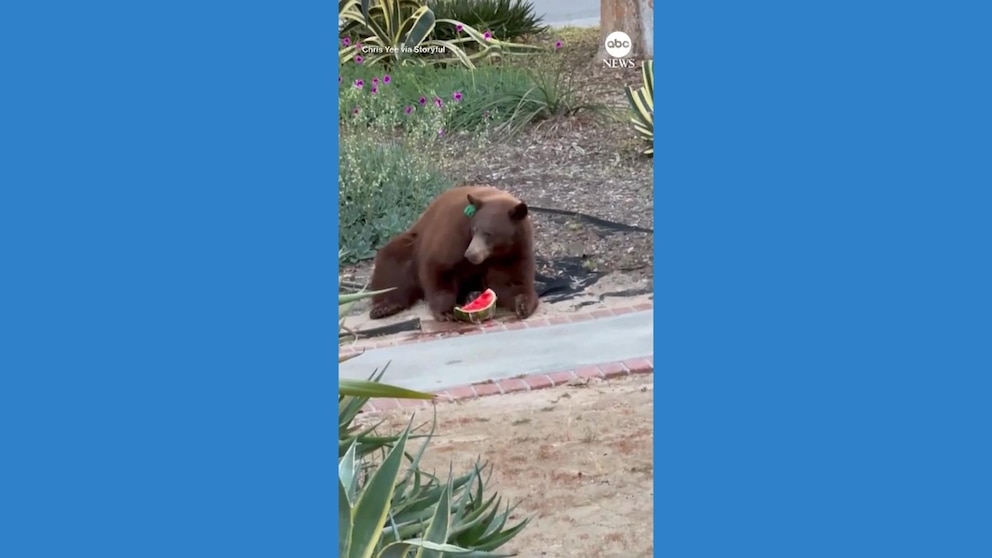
[528,206,654,234]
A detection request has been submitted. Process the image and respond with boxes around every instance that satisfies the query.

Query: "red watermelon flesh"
[461,289,496,311]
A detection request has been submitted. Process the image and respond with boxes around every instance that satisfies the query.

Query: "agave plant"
[337,283,529,556]
[339,0,528,69]
[340,424,528,557]
[339,366,435,461]
[624,59,654,156]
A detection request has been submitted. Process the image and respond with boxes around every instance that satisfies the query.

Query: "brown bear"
[367,185,539,322]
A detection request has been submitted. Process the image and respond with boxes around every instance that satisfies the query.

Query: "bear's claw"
[514,293,537,320]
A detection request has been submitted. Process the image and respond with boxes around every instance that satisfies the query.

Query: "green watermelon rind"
[453,288,497,322]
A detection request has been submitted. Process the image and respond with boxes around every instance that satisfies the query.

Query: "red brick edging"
[360,356,654,414]
[341,301,653,357]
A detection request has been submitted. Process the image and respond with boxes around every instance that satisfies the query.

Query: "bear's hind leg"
[368,233,423,320]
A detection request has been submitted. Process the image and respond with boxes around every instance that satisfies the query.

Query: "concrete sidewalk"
[340,310,653,392]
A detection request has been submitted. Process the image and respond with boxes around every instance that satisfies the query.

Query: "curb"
[360,355,654,414]
[341,301,653,356]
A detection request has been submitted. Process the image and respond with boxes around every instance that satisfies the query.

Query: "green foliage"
[337,290,530,556]
[339,0,509,69]
[338,137,453,263]
[624,60,654,156]
[448,50,615,136]
[339,41,608,137]
[427,0,548,43]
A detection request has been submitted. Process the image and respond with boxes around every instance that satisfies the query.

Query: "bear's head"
[463,192,529,265]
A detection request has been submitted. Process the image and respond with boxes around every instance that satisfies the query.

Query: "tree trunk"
[598,0,654,60]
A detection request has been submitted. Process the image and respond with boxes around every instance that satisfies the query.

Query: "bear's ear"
[509,202,528,221]
[466,194,483,209]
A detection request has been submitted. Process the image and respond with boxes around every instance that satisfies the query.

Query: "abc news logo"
[603,31,637,69]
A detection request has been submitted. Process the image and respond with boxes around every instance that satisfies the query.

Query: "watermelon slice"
[453,288,498,322]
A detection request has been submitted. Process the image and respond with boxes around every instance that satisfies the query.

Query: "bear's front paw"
[514,293,538,320]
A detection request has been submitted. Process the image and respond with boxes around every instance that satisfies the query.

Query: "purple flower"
[352,107,360,115]
[483,30,492,41]
[452,91,463,102]
[438,129,445,137]
[371,86,378,94]
[342,37,351,47]
[456,24,464,33]
[354,79,364,89]
[354,55,364,64]
[383,75,391,84]
[371,77,379,86]
[555,39,563,50]
[418,96,428,106]
[434,97,443,108]
[404,106,414,114]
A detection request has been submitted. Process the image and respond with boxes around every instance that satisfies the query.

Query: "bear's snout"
[464,236,490,265]
[464,247,486,265]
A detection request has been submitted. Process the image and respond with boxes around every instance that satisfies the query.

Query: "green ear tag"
[464,204,476,217]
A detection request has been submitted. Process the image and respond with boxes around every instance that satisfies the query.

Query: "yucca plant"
[339,0,531,69]
[426,0,549,43]
[624,59,654,156]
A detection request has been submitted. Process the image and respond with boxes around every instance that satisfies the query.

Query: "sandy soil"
[372,373,655,557]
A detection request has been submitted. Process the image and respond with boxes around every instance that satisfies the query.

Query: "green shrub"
[339,136,453,263]
[337,290,530,556]
[449,49,615,136]
[428,0,548,43]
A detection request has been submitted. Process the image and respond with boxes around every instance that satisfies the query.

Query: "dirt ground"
[373,373,654,557]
